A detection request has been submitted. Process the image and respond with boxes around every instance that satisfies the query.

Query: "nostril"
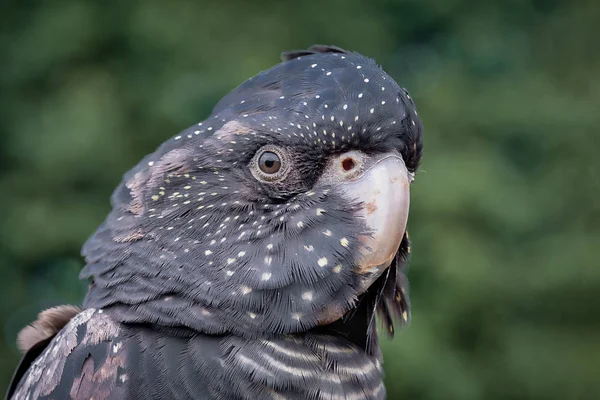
[342,157,355,171]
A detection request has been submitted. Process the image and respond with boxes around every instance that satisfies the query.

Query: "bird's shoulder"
[9,308,386,400]
[8,308,126,400]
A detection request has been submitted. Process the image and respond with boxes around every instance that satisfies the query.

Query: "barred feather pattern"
[10,309,387,400]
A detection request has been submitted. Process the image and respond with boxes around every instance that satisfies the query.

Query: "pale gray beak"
[319,150,411,293]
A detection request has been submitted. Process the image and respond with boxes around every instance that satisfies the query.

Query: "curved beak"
[345,153,410,291]
[321,151,411,292]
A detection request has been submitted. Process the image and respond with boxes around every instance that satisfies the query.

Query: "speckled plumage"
[8,45,422,400]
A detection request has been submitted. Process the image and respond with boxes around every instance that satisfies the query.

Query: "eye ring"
[251,145,289,182]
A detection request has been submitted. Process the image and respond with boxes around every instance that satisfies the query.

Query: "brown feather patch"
[124,148,194,216]
[147,148,194,188]
[125,171,147,215]
[17,305,81,353]
[213,120,253,141]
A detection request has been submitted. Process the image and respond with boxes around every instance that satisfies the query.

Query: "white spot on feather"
[261,272,272,281]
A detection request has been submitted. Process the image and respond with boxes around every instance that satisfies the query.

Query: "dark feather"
[281,44,349,61]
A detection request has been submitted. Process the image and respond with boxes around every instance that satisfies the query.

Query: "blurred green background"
[1,0,599,398]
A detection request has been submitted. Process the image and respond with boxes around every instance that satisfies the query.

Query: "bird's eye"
[251,146,289,182]
[258,151,281,174]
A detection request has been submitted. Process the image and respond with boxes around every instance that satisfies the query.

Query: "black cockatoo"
[7,45,422,400]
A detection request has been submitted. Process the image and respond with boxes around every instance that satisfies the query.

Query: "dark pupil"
[259,152,281,174]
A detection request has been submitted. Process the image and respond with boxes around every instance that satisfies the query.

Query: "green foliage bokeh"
[1,0,598,398]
